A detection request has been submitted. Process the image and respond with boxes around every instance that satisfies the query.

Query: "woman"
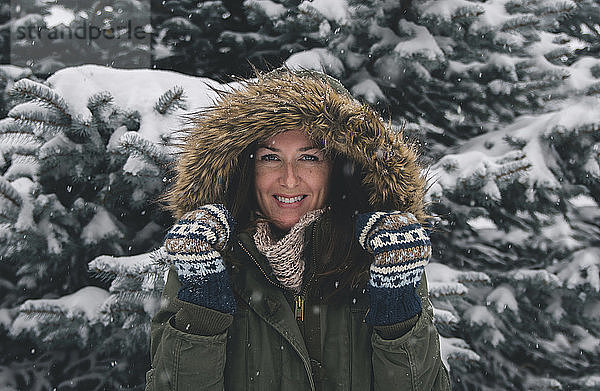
[146,69,451,390]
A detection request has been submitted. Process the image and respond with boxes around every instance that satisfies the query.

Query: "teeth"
[275,195,305,203]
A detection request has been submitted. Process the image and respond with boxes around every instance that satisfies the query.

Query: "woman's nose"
[280,161,300,188]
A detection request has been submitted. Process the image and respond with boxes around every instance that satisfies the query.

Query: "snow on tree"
[426,3,600,386]
[0,65,226,388]
[430,101,600,384]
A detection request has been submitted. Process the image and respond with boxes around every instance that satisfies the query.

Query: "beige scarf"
[253,209,325,293]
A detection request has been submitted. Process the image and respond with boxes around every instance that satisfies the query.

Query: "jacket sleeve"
[370,273,452,391]
[145,267,232,391]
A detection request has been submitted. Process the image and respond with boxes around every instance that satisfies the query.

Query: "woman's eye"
[259,154,279,161]
[300,154,319,161]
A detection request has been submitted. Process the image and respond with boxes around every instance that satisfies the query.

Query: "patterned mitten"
[164,204,237,315]
[355,211,431,326]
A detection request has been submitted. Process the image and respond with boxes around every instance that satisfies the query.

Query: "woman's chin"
[271,219,297,232]
[267,209,306,232]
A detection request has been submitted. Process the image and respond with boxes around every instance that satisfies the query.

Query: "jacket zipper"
[294,223,318,322]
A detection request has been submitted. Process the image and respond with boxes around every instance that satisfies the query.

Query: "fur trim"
[164,70,428,223]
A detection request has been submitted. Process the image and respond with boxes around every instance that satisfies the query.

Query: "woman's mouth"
[274,195,307,205]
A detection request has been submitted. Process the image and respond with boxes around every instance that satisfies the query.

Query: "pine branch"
[0,118,45,147]
[38,133,78,160]
[101,302,149,316]
[0,144,38,158]
[535,1,577,18]
[434,308,459,325]
[501,15,540,31]
[441,337,481,362]
[504,0,532,14]
[63,116,95,144]
[4,154,39,180]
[8,79,71,121]
[493,150,532,183]
[508,269,562,288]
[87,91,114,113]
[89,266,163,294]
[89,269,118,284]
[0,133,43,154]
[513,77,566,93]
[9,102,71,137]
[524,377,562,390]
[455,270,492,284]
[118,131,175,166]
[451,5,485,21]
[0,176,22,208]
[18,308,71,323]
[154,86,188,115]
[112,289,157,302]
[88,249,168,284]
[544,47,576,64]
[429,282,469,297]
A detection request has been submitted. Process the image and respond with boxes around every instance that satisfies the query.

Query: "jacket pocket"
[154,317,228,391]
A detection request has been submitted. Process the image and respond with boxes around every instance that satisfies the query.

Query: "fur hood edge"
[164,71,429,224]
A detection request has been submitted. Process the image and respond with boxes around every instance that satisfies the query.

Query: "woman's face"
[254,130,332,231]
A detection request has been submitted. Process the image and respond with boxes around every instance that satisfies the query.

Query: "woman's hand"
[355,211,432,326]
[164,204,237,314]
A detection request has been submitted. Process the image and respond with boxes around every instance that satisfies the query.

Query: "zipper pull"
[294,294,305,321]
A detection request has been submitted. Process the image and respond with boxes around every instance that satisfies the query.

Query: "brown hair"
[223,141,259,231]
[315,154,373,303]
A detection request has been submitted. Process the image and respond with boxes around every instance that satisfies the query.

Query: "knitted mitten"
[355,211,432,326]
[164,204,237,315]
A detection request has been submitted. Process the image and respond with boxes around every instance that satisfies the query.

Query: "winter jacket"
[146,70,451,390]
[146,213,450,390]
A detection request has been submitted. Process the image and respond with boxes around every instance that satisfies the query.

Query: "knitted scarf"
[253,208,325,293]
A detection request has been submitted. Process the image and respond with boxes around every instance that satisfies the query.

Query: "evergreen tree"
[422,1,600,388]
[151,0,342,78]
[0,65,195,388]
[151,0,245,78]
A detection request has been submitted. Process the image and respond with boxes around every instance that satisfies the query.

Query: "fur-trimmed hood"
[165,70,428,224]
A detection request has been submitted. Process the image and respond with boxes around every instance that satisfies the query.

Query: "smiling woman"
[146,68,451,391]
[254,130,332,232]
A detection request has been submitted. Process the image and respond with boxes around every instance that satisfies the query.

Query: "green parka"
[146,215,450,390]
[146,70,451,390]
